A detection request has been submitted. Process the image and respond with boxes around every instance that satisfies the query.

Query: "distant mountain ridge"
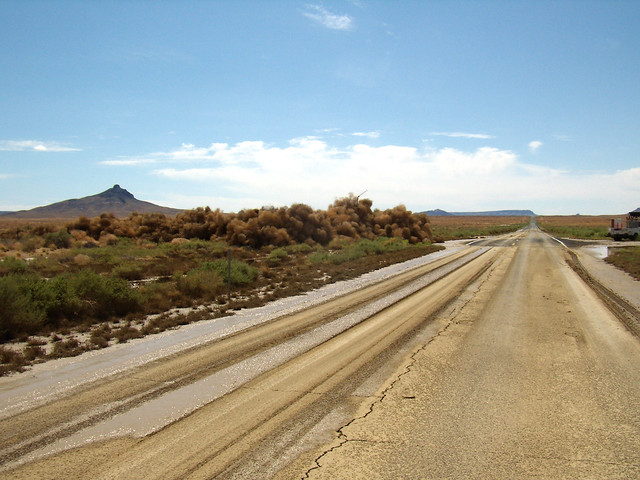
[1,185,183,219]
[424,209,536,217]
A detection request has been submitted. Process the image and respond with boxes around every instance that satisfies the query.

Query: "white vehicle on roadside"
[609,208,640,240]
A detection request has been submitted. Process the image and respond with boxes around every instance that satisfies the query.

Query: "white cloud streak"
[302,5,353,30]
[429,132,495,139]
[351,131,380,138]
[0,140,81,152]
[100,158,158,166]
[553,134,574,142]
[528,140,543,152]
[101,137,639,214]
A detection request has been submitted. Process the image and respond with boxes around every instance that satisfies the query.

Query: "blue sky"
[1,1,638,215]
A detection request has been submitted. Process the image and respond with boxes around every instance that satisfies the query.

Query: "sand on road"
[303,230,640,479]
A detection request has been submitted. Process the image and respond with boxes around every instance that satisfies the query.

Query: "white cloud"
[528,140,543,152]
[316,127,341,134]
[0,140,81,152]
[100,158,157,166]
[145,140,517,210]
[302,5,353,31]
[429,132,495,139]
[351,131,380,139]
[431,147,517,175]
[553,134,574,142]
[102,137,639,214]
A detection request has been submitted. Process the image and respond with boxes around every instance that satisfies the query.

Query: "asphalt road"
[303,229,640,479]
[2,228,639,479]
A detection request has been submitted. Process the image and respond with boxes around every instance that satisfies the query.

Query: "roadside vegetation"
[605,247,640,281]
[0,195,442,375]
[537,214,640,280]
[429,215,530,242]
[536,215,611,239]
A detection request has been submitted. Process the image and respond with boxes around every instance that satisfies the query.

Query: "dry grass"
[535,215,615,228]
[536,215,615,240]
[429,216,530,241]
[429,215,531,228]
[0,218,72,228]
[606,247,640,280]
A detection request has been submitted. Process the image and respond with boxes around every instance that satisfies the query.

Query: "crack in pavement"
[302,257,500,479]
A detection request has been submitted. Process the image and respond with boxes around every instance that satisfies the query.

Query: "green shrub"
[308,251,329,264]
[20,236,44,253]
[539,225,609,239]
[0,275,47,341]
[268,248,288,263]
[0,269,143,341]
[29,256,66,276]
[199,259,258,285]
[0,256,28,276]
[72,271,141,318]
[306,237,418,266]
[606,246,640,280]
[44,275,83,320]
[176,269,222,298]
[139,280,179,312]
[287,243,312,253]
[161,239,228,254]
[44,229,72,249]
[113,263,144,280]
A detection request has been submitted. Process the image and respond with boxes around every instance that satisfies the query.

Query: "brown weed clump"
[58,195,432,248]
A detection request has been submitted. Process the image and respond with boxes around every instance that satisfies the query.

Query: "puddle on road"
[582,245,609,259]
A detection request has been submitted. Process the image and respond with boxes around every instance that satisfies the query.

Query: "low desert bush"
[308,237,423,266]
[0,256,28,276]
[23,344,46,361]
[0,346,28,375]
[0,274,47,341]
[50,337,84,358]
[112,263,144,280]
[606,246,640,280]
[287,243,313,253]
[308,251,329,264]
[0,270,141,342]
[70,270,142,319]
[268,248,288,263]
[176,269,222,299]
[44,229,72,249]
[198,259,258,286]
[113,322,143,343]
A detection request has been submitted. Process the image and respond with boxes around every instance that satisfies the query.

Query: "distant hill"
[424,209,536,217]
[1,185,183,219]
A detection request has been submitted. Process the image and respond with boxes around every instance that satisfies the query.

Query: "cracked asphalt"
[302,230,640,479]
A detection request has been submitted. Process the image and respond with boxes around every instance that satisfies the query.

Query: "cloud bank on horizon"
[95,135,639,215]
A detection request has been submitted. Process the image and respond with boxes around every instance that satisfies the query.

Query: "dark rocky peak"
[98,184,135,201]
